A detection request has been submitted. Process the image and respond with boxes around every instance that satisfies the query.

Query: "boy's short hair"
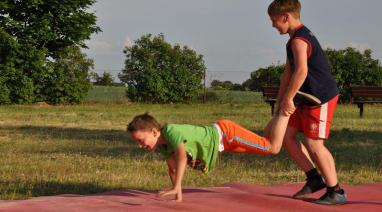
[268,0,301,19]
[127,113,161,132]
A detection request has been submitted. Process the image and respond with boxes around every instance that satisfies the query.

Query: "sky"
[84,0,382,84]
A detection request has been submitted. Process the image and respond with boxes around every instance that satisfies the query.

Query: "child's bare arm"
[166,155,176,186]
[281,39,308,115]
[158,143,187,202]
[275,59,293,113]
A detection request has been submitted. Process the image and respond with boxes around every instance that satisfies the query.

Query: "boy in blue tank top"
[267,0,346,205]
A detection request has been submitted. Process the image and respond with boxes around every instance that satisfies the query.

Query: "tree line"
[119,34,382,103]
[1,1,381,104]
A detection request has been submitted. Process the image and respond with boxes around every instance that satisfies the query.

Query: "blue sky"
[84,0,382,84]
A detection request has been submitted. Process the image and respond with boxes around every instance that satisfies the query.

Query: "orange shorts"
[288,95,338,140]
[216,120,271,155]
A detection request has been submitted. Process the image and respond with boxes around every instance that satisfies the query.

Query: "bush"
[0,30,43,104]
[119,34,205,103]
[43,46,93,104]
[0,77,10,103]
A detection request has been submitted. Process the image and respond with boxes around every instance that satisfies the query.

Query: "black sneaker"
[315,189,347,205]
[293,176,326,199]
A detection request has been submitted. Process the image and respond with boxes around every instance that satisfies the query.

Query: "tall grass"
[85,86,264,104]
[0,89,381,200]
[85,86,128,104]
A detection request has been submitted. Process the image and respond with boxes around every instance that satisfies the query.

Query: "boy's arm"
[275,59,293,114]
[280,39,308,116]
[166,154,176,186]
[158,143,187,202]
[263,59,292,138]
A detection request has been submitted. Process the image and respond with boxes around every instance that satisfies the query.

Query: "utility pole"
[203,69,207,103]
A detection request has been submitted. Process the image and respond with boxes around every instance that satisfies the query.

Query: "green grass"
[85,86,128,103]
[0,90,381,200]
[202,89,264,103]
[84,86,264,104]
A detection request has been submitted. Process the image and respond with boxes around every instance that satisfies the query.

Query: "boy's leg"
[284,127,315,173]
[304,139,338,187]
[304,139,346,205]
[284,126,326,199]
[286,95,345,204]
[216,120,272,155]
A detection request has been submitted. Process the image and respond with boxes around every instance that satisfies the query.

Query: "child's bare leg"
[304,139,338,187]
[263,115,276,139]
[267,113,291,154]
[284,127,315,172]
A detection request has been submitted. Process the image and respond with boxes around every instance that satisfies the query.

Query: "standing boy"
[267,0,346,205]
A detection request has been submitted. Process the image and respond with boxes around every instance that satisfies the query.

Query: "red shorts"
[288,95,338,140]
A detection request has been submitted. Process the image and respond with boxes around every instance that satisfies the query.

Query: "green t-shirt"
[158,124,219,173]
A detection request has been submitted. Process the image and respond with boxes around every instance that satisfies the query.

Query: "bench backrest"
[262,86,279,99]
[351,86,382,98]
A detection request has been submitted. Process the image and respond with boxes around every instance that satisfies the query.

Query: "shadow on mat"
[342,201,382,206]
[265,194,382,206]
[0,181,110,199]
[101,188,216,196]
[265,193,320,204]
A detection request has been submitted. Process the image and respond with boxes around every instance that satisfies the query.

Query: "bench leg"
[270,102,275,115]
[357,103,364,117]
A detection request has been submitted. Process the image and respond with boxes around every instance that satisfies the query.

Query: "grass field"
[0,86,381,200]
[84,86,264,104]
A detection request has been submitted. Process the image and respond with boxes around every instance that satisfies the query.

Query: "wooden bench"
[351,86,382,117]
[262,86,279,115]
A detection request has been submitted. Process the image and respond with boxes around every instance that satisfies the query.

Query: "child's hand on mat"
[158,186,182,202]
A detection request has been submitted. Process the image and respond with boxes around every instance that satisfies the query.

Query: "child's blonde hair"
[268,0,301,19]
[127,113,161,132]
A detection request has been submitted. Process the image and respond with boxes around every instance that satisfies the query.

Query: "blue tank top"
[286,25,338,104]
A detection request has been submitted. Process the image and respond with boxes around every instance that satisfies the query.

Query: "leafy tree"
[211,80,222,90]
[325,47,382,102]
[211,80,244,91]
[232,83,245,91]
[247,65,284,91]
[0,28,45,103]
[242,78,254,91]
[0,0,100,58]
[0,0,100,104]
[92,72,115,86]
[244,48,382,103]
[43,45,93,104]
[211,80,232,90]
[119,34,205,103]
